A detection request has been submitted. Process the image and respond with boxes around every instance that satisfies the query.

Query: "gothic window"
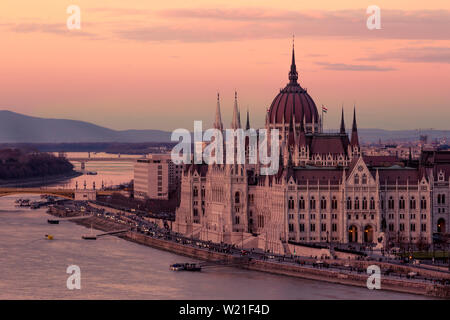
[362,197,368,210]
[370,197,375,210]
[388,196,395,210]
[201,186,205,198]
[310,196,316,210]
[347,197,352,210]
[320,197,327,210]
[331,196,338,210]
[421,197,427,210]
[399,196,405,210]
[362,174,367,184]
[235,216,240,225]
[288,196,295,210]
[299,197,305,210]
[235,192,240,204]
[410,196,416,209]
[438,194,441,204]
[289,224,294,232]
[193,186,198,197]
[354,197,360,210]
[193,208,198,216]
[354,174,359,184]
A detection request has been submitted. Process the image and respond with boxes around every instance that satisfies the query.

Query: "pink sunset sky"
[0,0,449,131]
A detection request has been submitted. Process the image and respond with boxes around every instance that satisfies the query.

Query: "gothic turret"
[351,106,359,147]
[231,91,241,129]
[340,106,346,134]
[214,93,223,131]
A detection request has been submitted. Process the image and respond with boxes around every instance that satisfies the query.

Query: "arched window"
[421,196,427,210]
[320,197,327,210]
[370,197,375,210]
[235,215,240,225]
[347,197,352,210]
[299,197,305,210]
[410,196,416,210]
[193,186,198,197]
[399,196,405,210]
[354,197,360,210]
[443,194,446,204]
[331,196,338,210]
[362,174,367,184]
[362,197,368,210]
[288,196,295,210]
[235,192,240,204]
[310,196,316,210]
[388,196,395,209]
[354,174,359,184]
[438,194,441,204]
[201,186,205,198]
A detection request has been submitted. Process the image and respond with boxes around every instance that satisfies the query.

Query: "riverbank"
[47,208,450,299]
[0,170,82,188]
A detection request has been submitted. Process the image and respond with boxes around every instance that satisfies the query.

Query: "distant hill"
[0,110,171,143]
[0,110,448,143]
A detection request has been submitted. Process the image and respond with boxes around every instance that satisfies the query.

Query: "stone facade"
[173,48,450,255]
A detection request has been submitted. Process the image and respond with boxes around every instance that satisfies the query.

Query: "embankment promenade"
[48,208,450,299]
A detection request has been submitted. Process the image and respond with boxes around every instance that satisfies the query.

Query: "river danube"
[0,154,430,299]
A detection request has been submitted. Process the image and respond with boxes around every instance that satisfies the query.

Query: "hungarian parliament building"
[173,46,449,254]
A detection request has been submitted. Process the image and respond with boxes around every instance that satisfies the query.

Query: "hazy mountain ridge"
[0,110,448,143]
[0,110,171,143]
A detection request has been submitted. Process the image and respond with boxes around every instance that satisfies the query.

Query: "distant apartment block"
[134,154,182,200]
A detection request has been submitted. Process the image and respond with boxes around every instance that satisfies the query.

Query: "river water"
[0,154,431,299]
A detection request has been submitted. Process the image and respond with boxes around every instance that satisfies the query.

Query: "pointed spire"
[245,108,250,130]
[340,105,346,134]
[231,91,241,129]
[288,35,298,85]
[299,113,307,146]
[287,107,295,147]
[214,92,223,131]
[351,105,359,146]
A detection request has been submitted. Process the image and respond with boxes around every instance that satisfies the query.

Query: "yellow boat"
[45,234,54,240]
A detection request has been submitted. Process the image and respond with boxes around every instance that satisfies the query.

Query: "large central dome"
[267,47,319,127]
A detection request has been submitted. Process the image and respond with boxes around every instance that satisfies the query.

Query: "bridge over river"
[0,187,116,200]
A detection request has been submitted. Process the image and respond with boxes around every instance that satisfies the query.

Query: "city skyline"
[0,1,449,131]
